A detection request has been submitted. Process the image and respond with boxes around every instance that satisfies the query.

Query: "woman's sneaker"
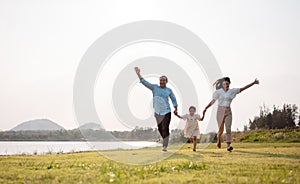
[227,146,233,152]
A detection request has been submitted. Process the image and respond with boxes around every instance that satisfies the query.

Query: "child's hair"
[189,106,196,111]
[213,77,231,90]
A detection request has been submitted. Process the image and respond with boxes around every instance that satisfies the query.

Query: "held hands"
[202,109,207,116]
[201,109,207,121]
[173,108,178,116]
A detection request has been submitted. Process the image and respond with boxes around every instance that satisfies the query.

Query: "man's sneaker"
[162,146,167,152]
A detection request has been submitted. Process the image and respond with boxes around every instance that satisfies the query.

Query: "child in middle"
[175,106,205,152]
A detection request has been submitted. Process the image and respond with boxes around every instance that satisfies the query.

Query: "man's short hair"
[159,75,168,82]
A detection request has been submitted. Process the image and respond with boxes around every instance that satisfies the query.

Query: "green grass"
[234,128,300,143]
[0,143,299,183]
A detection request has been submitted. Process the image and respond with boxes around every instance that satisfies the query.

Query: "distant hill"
[78,122,103,130]
[11,119,65,131]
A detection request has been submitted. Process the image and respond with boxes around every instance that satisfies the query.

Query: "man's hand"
[173,107,178,115]
[134,67,140,74]
[134,67,142,80]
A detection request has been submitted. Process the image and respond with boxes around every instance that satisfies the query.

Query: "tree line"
[246,104,299,131]
[1,103,298,141]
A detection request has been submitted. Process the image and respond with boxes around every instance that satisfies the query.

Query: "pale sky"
[0,0,299,132]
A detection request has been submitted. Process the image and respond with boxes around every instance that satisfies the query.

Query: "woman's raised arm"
[240,78,259,93]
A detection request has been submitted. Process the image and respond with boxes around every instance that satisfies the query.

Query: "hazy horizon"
[1,0,299,132]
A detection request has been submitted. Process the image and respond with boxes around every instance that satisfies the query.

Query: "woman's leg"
[224,108,233,151]
[217,122,224,148]
[217,107,226,148]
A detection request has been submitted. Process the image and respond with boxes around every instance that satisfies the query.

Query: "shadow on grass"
[167,152,205,160]
[196,149,224,156]
[234,150,300,160]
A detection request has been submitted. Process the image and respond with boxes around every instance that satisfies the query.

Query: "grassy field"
[0,143,299,184]
[232,128,300,143]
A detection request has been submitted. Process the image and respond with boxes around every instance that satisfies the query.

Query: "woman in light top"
[175,106,205,152]
[203,77,259,152]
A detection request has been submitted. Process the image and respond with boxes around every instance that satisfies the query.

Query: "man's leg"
[155,113,164,138]
[161,113,171,150]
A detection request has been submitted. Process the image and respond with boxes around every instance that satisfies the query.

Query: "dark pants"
[154,112,171,147]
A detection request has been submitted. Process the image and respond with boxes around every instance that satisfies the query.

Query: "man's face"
[159,76,167,88]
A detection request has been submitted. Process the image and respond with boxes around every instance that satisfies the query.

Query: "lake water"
[0,141,161,155]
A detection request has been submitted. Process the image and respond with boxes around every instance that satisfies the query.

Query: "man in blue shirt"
[134,67,178,152]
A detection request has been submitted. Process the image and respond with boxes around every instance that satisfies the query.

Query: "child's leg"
[193,136,197,151]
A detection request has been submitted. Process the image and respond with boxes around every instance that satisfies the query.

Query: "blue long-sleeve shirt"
[140,78,178,115]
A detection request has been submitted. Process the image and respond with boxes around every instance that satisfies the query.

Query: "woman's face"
[222,81,230,91]
[159,77,167,88]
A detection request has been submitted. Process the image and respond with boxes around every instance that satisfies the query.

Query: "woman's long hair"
[213,77,230,90]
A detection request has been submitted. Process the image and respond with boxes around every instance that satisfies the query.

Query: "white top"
[213,88,240,107]
[182,114,201,130]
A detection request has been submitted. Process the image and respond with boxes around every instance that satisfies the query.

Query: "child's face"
[189,108,195,116]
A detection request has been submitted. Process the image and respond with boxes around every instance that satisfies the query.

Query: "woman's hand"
[202,109,207,116]
[253,78,259,85]
[201,109,206,121]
